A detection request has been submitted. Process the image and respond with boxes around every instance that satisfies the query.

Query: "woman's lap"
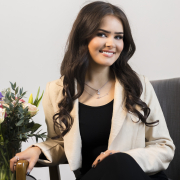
[77,152,168,180]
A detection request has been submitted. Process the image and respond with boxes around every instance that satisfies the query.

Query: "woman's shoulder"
[136,73,153,97]
[43,76,65,104]
[44,76,64,98]
[136,73,148,84]
[47,76,64,89]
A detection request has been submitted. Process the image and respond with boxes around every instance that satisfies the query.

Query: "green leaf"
[11,93,15,100]
[9,103,13,109]
[36,90,44,107]
[33,87,40,106]
[10,82,15,90]
[22,92,26,97]
[20,88,22,95]
[14,82,16,89]
[15,87,19,94]
[20,134,22,139]
[36,129,42,134]
[23,134,28,138]
[36,136,38,143]
[40,136,44,142]
[27,122,34,129]
[31,123,41,133]
[16,119,24,126]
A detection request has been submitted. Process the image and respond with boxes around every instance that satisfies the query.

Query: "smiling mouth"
[99,50,115,58]
[99,50,116,54]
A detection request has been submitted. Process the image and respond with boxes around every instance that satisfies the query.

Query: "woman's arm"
[26,82,67,166]
[124,76,175,175]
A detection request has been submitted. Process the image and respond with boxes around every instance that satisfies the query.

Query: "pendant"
[97,90,100,95]
[96,93,108,99]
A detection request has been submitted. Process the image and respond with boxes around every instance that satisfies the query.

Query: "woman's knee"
[113,152,133,159]
[111,152,138,167]
[98,152,136,170]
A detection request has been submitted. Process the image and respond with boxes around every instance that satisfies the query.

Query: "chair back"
[150,77,180,180]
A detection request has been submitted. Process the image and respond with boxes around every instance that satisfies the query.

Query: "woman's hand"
[10,146,42,174]
[92,150,120,168]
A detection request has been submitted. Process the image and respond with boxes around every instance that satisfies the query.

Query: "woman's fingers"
[92,150,119,168]
[26,158,38,174]
[10,156,18,173]
[92,151,111,168]
[9,146,42,174]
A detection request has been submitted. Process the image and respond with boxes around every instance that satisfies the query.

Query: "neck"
[85,65,115,88]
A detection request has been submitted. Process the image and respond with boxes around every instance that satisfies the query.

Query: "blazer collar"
[58,75,127,171]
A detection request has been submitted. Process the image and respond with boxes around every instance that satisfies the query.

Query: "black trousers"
[76,153,168,180]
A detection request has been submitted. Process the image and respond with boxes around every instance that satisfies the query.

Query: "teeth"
[101,51,113,54]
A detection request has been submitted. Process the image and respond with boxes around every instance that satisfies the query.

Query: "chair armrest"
[16,160,61,180]
[16,160,29,180]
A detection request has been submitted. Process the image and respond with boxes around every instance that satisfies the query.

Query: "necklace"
[84,79,109,95]
[84,83,112,99]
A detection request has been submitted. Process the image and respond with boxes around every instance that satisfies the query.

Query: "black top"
[78,99,114,175]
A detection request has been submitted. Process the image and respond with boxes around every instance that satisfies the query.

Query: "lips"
[99,50,116,54]
[99,50,115,57]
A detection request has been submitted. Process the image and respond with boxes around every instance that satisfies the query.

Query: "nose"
[105,37,115,48]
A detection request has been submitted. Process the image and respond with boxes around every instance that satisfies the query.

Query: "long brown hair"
[52,1,158,139]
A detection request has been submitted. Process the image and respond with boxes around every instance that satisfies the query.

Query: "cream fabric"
[26,74,175,176]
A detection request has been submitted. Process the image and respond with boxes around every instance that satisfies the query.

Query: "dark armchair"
[16,77,180,180]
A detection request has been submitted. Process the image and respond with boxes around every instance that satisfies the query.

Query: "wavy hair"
[52,1,159,139]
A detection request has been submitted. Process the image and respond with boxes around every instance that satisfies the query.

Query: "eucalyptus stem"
[5,145,9,164]
[5,144,11,179]
[0,124,4,143]
[0,148,9,168]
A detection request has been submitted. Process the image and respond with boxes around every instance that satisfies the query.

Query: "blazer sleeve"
[26,82,67,166]
[124,76,175,175]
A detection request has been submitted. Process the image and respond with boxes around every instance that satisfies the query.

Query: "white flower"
[0,108,6,124]
[23,102,39,116]
[3,103,9,108]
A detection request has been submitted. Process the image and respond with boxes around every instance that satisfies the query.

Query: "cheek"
[88,38,102,52]
[117,41,124,52]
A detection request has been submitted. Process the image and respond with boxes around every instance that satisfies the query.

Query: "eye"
[97,32,123,40]
[115,36,123,40]
[97,33,106,37]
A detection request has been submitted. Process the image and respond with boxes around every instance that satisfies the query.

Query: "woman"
[10,1,175,180]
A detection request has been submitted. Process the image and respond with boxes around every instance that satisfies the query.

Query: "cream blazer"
[27,74,175,177]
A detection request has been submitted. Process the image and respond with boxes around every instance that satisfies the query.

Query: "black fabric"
[79,99,113,175]
[76,153,168,180]
[78,100,168,180]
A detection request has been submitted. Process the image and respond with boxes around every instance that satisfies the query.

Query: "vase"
[0,141,22,180]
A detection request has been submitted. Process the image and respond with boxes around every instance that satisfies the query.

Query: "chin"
[98,61,115,66]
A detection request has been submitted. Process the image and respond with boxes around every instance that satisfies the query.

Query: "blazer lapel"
[63,75,128,171]
[63,78,82,170]
[108,75,127,149]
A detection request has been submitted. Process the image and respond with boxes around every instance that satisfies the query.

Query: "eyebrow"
[98,29,124,34]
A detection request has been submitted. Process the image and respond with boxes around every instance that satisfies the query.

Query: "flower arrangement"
[0,82,47,180]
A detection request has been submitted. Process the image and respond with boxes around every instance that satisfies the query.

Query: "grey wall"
[0,0,179,179]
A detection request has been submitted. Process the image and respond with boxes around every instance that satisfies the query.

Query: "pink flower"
[19,99,25,103]
[23,102,39,116]
[15,97,25,103]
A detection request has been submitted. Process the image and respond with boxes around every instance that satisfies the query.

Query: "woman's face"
[88,15,124,67]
